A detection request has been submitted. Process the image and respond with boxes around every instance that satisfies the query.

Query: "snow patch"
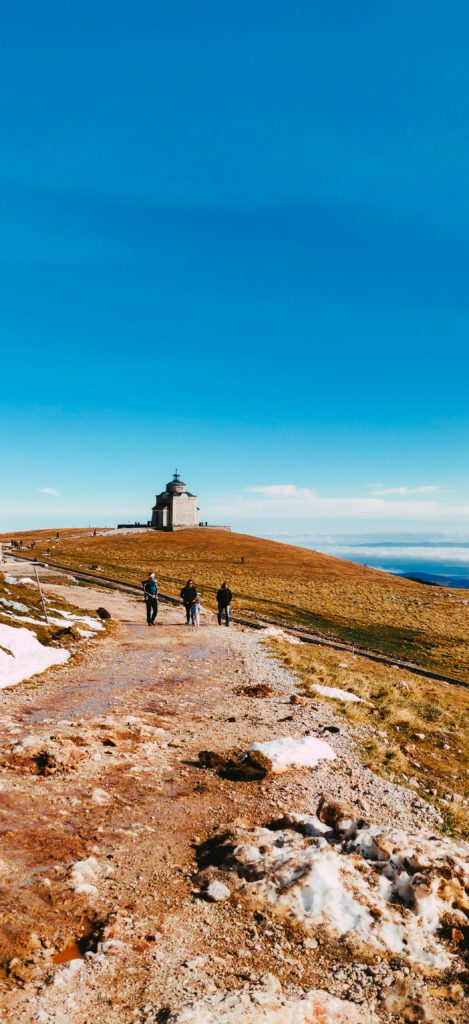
[173,973,374,1023]
[49,608,104,631]
[250,736,336,773]
[69,856,112,896]
[1,605,103,634]
[91,788,110,805]
[262,626,300,645]
[0,597,29,614]
[212,817,469,968]
[313,684,362,703]
[0,624,69,689]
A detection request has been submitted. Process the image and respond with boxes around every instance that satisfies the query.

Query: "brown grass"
[267,637,469,838]
[5,526,469,681]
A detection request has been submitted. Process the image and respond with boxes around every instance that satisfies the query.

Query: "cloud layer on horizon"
[370,485,441,496]
[203,483,469,521]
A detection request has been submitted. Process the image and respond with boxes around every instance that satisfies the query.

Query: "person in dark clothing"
[180,579,197,624]
[217,581,232,626]
[142,572,158,625]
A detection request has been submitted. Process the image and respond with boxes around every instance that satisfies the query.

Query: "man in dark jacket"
[217,581,232,626]
[180,579,197,624]
[142,572,158,625]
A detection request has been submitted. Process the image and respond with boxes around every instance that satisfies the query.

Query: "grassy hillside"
[4,527,469,680]
[268,636,469,838]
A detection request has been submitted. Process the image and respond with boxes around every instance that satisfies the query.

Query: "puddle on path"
[52,917,103,964]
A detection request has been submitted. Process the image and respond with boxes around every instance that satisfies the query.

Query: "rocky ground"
[0,571,467,1023]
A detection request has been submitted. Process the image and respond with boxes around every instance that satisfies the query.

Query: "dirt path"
[0,580,466,1023]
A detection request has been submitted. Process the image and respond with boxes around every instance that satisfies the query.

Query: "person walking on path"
[217,581,232,626]
[142,571,158,626]
[180,579,197,624]
[191,595,203,627]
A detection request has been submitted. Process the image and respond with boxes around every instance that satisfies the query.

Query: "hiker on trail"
[217,581,232,626]
[180,579,197,624]
[191,594,203,628]
[142,571,158,626]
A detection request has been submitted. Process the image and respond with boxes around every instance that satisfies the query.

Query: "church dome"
[166,470,187,493]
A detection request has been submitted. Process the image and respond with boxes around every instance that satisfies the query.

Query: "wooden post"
[33,564,49,624]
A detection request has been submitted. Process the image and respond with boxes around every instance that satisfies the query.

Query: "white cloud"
[246,484,316,499]
[320,544,469,564]
[202,483,469,522]
[371,485,441,496]
[37,487,61,497]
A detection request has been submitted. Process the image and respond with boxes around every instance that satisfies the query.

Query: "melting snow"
[0,624,70,689]
[49,608,104,631]
[0,597,30,614]
[69,856,112,896]
[173,973,374,1023]
[262,626,300,644]
[250,736,336,772]
[91,788,111,805]
[313,684,362,702]
[1,606,103,633]
[212,815,469,968]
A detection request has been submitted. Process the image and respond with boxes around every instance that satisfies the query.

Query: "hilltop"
[4,525,469,680]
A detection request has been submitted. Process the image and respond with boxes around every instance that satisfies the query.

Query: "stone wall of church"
[170,495,199,528]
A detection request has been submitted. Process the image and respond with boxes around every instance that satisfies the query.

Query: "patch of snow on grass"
[0,624,69,689]
[49,608,104,631]
[3,574,17,585]
[2,607,103,633]
[0,597,30,614]
[313,684,362,702]
[262,626,300,644]
[250,736,336,773]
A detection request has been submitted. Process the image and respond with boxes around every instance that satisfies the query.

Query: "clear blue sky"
[1,1,468,533]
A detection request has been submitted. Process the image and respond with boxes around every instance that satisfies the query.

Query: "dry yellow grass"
[267,636,469,837]
[6,526,469,681]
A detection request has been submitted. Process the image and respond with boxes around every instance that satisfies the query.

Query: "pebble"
[205,880,231,902]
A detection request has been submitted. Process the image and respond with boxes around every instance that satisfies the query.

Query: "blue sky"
[1,1,468,533]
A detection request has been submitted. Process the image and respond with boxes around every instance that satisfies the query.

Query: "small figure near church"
[142,571,158,626]
[180,579,197,624]
[217,581,232,626]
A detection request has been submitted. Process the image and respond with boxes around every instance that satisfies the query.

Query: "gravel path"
[0,579,466,1024]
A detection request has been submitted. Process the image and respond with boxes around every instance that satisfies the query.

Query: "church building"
[151,471,199,530]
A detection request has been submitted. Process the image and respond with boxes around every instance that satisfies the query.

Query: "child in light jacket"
[191,595,203,627]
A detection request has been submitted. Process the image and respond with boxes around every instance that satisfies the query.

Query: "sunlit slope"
[4,527,469,679]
